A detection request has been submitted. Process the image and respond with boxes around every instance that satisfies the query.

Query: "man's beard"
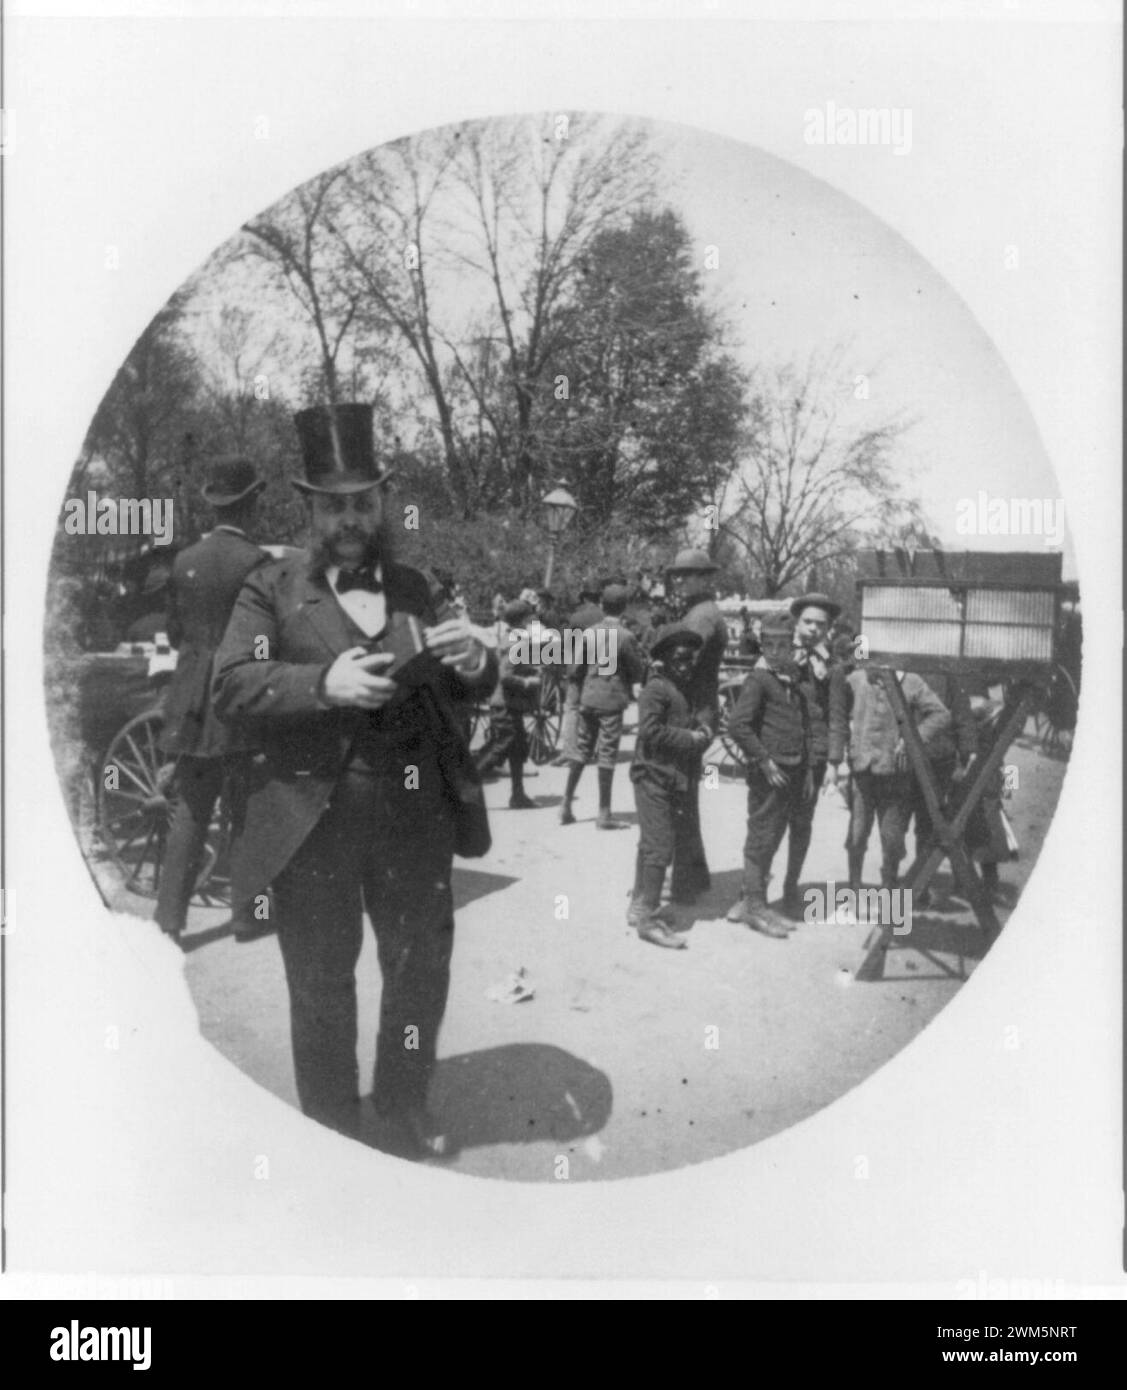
[309,519,395,579]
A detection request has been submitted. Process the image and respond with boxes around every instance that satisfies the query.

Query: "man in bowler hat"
[212,403,496,1156]
[665,548,729,898]
[154,457,267,942]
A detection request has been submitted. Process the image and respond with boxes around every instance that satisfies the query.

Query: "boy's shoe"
[596,809,628,830]
[740,904,790,939]
[559,803,576,825]
[509,791,536,809]
[637,919,688,950]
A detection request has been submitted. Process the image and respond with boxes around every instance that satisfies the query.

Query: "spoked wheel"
[526,678,563,765]
[95,710,228,904]
[466,697,493,755]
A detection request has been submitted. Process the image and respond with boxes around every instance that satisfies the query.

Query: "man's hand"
[321,648,398,709]
[690,728,711,749]
[762,758,788,788]
[424,615,486,673]
[893,738,908,773]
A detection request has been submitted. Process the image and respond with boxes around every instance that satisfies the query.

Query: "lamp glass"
[541,485,578,537]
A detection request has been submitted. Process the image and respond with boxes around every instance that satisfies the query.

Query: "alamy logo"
[62,490,174,546]
[803,102,913,156]
[955,490,1065,547]
[50,1321,152,1370]
[509,626,619,675]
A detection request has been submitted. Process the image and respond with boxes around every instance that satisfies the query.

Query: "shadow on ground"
[428,1043,612,1149]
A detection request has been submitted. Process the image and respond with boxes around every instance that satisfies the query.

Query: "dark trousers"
[271,767,456,1128]
[632,773,693,902]
[912,755,956,855]
[154,754,243,934]
[847,769,914,884]
[677,771,711,895]
[784,759,826,889]
[742,761,809,903]
[477,707,529,785]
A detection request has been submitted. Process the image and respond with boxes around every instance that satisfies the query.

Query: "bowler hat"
[666,548,719,574]
[649,623,704,661]
[601,582,630,608]
[291,403,394,496]
[201,456,265,507]
[761,611,795,636]
[503,599,535,626]
[789,591,841,623]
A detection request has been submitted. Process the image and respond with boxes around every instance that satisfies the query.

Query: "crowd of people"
[476,555,1018,950]
[139,400,1022,1155]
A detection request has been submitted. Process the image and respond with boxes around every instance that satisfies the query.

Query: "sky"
[178,112,1075,576]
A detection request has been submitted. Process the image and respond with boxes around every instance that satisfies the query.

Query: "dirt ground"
[107,719,1068,1184]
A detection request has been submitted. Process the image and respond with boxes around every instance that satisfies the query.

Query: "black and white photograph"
[4,0,1122,1299]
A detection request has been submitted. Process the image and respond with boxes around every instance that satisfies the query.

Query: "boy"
[828,661,951,896]
[476,599,541,808]
[725,615,814,939]
[628,625,712,949]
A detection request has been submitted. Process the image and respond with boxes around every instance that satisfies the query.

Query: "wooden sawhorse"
[854,669,1035,982]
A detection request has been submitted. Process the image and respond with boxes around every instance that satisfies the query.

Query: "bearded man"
[212,403,496,1157]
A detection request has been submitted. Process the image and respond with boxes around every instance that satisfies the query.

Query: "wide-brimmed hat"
[201,456,265,507]
[788,591,842,623]
[666,548,719,574]
[292,403,394,496]
[649,623,704,660]
[503,599,535,626]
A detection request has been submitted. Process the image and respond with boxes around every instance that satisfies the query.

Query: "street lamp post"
[541,483,578,592]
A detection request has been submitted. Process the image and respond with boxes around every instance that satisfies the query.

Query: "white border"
[4,0,1123,1294]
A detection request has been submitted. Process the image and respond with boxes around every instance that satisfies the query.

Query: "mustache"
[308,517,395,580]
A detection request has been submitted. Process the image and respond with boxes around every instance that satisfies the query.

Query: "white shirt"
[326,563,387,639]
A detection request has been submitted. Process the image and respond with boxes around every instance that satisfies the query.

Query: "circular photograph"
[44,112,1081,1181]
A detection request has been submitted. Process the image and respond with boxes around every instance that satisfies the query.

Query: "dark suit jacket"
[159,527,267,757]
[681,597,730,731]
[211,554,496,901]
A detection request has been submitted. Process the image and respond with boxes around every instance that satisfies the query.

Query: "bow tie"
[336,566,383,595]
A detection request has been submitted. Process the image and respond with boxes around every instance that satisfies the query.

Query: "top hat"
[788,591,842,623]
[292,403,394,496]
[201,456,265,508]
[649,623,704,661]
[666,548,719,574]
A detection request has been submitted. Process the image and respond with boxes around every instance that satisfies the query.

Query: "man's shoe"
[509,791,537,809]
[559,804,576,825]
[726,897,753,924]
[596,810,628,830]
[398,1103,456,1160]
[637,919,688,950]
[650,903,677,925]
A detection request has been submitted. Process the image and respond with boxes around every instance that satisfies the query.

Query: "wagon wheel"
[1036,664,1078,757]
[465,696,492,755]
[526,677,563,765]
[95,710,228,904]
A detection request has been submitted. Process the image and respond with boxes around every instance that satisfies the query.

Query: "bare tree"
[242,169,369,408]
[721,349,924,596]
